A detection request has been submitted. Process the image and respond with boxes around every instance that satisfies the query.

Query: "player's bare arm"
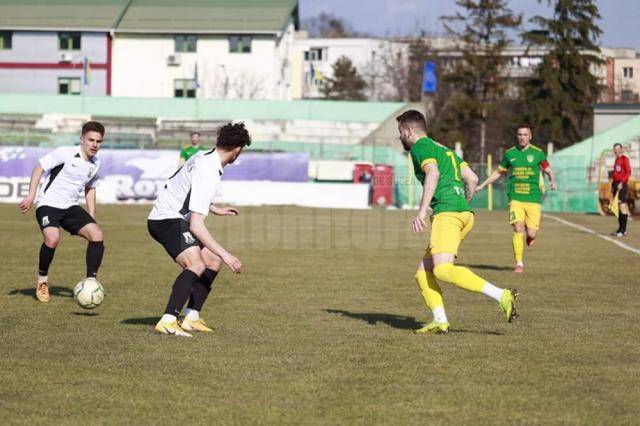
[210,205,239,216]
[476,169,503,193]
[85,186,97,219]
[543,166,557,190]
[413,162,439,234]
[461,166,479,202]
[19,163,45,214]
[189,212,242,273]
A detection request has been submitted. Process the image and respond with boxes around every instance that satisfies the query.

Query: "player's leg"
[431,212,488,293]
[182,247,222,332]
[77,223,104,279]
[34,207,64,302]
[36,227,60,302]
[618,184,629,236]
[509,201,526,272]
[414,254,449,334]
[523,202,541,248]
[62,206,104,279]
[147,218,203,337]
[430,212,518,323]
[154,247,205,337]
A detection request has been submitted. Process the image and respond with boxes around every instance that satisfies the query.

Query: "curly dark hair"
[82,121,105,136]
[216,122,251,149]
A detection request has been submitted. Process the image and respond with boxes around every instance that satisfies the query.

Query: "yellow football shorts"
[425,211,474,257]
[508,200,541,229]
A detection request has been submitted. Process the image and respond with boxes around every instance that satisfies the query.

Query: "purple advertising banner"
[224,152,309,182]
[0,146,309,203]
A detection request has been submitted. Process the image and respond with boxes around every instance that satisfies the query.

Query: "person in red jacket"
[611,143,632,236]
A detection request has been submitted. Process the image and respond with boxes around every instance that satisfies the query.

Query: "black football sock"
[620,214,628,233]
[187,268,218,312]
[164,269,200,317]
[86,241,105,278]
[38,243,56,277]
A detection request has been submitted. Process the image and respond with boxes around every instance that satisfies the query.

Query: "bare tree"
[301,12,357,38]
[230,71,265,99]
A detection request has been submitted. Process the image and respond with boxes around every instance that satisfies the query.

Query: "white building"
[293,35,408,101]
[600,47,640,103]
[293,36,640,104]
[111,0,299,100]
[0,0,299,100]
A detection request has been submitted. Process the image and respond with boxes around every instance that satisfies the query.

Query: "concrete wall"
[111,19,295,100]
[614,57,640,101]
[0,31,108,95]
[594,105,640,134]
[0,68,106,95]
[0,31,107,63]
[293,38,405,101]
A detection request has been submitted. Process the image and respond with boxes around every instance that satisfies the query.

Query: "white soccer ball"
[73,278,105,309]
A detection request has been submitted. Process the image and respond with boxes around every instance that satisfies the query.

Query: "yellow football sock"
[414,270,444,310]
[512,232,524,264]
[433,263,486,293]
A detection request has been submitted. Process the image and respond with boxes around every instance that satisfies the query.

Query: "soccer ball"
[73,278,105,309]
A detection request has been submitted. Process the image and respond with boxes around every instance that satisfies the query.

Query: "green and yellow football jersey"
[410,137,471,215]
[498,144,547,204]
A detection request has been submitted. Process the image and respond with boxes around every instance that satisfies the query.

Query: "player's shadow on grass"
[72,312,99,317]
[326,309,504,335]
[121,317,159,326]
[460,263,513,271]
[326,309,422,330]
[8,286,73,299]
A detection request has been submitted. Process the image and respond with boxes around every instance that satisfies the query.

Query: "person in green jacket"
[178,131,207,167]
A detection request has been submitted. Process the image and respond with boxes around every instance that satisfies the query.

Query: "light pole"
[218,64,230,99]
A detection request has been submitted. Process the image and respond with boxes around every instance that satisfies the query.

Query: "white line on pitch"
[543,214,640,256]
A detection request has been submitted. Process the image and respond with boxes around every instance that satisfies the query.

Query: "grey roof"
[0,0,299,33]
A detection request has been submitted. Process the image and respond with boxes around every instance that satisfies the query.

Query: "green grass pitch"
[1,204,638,424]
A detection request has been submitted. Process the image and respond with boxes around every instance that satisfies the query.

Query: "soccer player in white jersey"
[19,121,106,302]
[148,122,251,337]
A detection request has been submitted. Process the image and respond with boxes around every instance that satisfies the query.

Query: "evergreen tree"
[522,0,603,148]
[321,56,367,101]
[438,0,522,162]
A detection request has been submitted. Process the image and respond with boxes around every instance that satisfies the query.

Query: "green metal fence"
[0,129,600,212]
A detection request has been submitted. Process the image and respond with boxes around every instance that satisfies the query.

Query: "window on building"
[59,32,81,50]
[0,31,12,49]
[623,67,634,78]
[304,48,325,62]
[175,35,197,53]
[174,79,197,98]
[229,35,252,53]
[620,90,638,103]
[58,78,81,95]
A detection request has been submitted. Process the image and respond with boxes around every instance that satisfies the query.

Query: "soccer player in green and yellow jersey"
[178,131,208,167]
[398,110,517,334]
[476,124,556,273]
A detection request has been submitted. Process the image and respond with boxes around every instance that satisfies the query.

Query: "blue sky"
[299,0,640,50]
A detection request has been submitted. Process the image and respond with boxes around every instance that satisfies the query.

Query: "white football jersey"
[36,146,101,209]
[148,149,223,221]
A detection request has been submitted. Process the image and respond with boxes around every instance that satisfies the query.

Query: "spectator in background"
[611,143,632,236]
[178,131,207,167]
